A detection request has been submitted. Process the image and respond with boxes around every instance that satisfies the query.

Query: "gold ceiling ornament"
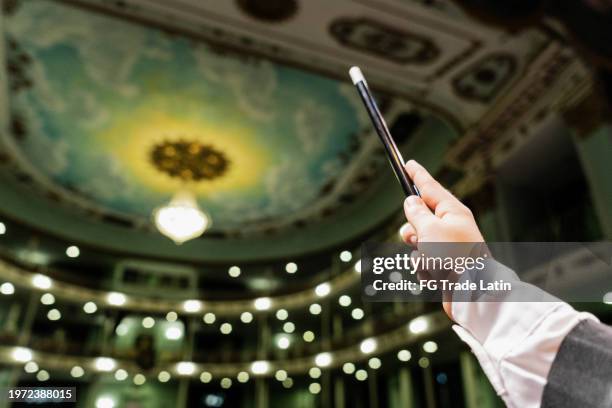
[150,139,224,243]
[150,139,230,182]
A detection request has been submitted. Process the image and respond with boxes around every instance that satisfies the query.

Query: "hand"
[399,160,485,318]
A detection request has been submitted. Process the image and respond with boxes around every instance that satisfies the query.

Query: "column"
[398,367,414,408]
[334,377,345,408]
[423,364,436,408]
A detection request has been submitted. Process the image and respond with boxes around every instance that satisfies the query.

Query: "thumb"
[404,195,437,234]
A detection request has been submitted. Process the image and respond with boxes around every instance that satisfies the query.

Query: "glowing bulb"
[314,352,332,367]
[285,262,298,274]
[398,349,412,361]
[342,362,355,374]
[107,292,126,306]
[32,274,52,289]
[166,311,178,322]
[133,374,146,385]
[276,335,290,349]
[338,295,351,307]
[423,341,438,353]
[309,367,321,379]
[95,357,116,372]
[251,361,269,375]
[303,331,315,342]
[142,317,155,328]
[24,361,39,373]
[275,370,287,381]
[12,347,32,362]
[115,324,128,336]
[360,338,377,354]
[36,370,50,382]
[83,301,97,314]
[0,282,14,295]
[354,260,361,273]
[419,357,430,368]
[276,309,288,320]
[240,312,253,323]
[203,312,216,324]
[158,371,171,382]
[200,372,212,383]
[228,266,241,278]
[315,282,331,297]
[220,323,232,334]
[220,378,232,388]
[368,357,382,369]
[309,303,322,315]
[408,316,429,334]
[47,309,61,321]
[165,325,183,340]
[114,369,128,381]
[176,362,195,376]
[282,322,295,333]
[237,371,249,383]
[351,308,364,320]
[71,366,85,378]
[40,293,55,305]
[183,299,201,313]
[339,250,352,262]
[154,191,209,244]
[66,245,80,258]
[254,297,271,311]
[355,369,368,381]
[95,396,115,408]
[309,383,321,394]
[0,222,5,234]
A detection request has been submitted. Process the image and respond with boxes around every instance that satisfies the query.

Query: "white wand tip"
[349,66,365,85]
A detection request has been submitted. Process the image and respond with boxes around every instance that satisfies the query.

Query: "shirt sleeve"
[451,259,598,408]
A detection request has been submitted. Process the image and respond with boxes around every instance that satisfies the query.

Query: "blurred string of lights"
[0,231,468,387]
[0,221,530,394]
[0,251,363,316]
[0,222,372,317]
[0,312,444,386]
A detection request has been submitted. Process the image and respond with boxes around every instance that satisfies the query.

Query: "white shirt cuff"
[451,260,598,408]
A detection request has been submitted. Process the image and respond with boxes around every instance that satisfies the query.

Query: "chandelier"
[150,139,229,244]
[153,191,210,244]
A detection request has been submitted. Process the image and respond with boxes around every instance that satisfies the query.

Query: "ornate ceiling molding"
[57,0,549,128]
[443,44,593,198]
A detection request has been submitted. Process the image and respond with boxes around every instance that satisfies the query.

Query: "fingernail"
[406,195,420,207]
[399,223,410,237]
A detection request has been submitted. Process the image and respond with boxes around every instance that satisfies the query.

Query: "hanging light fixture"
[154,190,210,244]
[150,139,229,244]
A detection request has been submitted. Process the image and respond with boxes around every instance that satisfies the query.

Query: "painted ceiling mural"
[1,0,388,235]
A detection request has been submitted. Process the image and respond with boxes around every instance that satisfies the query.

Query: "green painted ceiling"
[3,0,367,230]
[0,0,457,261]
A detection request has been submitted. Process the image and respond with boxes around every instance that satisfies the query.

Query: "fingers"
[403,195,437,233]
[399,222,417,246]
[404,160,461,212]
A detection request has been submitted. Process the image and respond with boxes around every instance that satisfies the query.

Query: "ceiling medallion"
[150,139,230,182]
[150,139,226,244]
